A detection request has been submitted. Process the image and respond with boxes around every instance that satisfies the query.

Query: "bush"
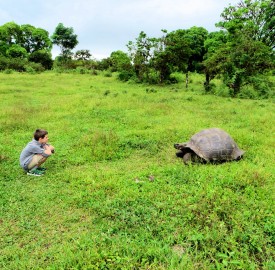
[28,50,53,70]
[214,84,231,97]
[90,69,99,75]
[3,69,13,74]
[6,57,28,72]
[147,69,160,84]
[169,72,184,83]
[103,70,112,77]
[0,55,45,72]
[24,62,45,74]
[6,44,27,59]
[0,55,8,70]
[237,85,259,99]
[53,57,78,70]
[75,67,89,74]
[117,70,135,81]
[233,76,275,99]
[249,76,274,99]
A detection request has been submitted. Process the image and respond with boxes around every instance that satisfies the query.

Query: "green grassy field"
[0,72,274,269]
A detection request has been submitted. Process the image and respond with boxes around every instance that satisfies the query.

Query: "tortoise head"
[174,143,187,150]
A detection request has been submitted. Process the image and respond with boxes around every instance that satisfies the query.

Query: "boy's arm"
[43,144,53,155]
[45,143,55,153]
[29,143,51,157]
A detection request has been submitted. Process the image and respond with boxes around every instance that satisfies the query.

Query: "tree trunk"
[204,73,210,92]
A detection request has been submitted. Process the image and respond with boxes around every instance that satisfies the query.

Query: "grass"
[0,71,274,269]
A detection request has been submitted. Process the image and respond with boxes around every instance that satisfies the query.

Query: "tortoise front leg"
[183,153,192,164]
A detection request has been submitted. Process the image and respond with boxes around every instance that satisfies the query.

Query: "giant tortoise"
[174,128,244,164]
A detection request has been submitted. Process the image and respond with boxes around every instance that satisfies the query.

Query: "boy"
[20,129,55,176]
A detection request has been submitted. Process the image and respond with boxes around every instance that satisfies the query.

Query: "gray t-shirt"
[19,139,50,170]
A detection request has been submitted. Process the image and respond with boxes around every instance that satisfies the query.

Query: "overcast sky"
[0,0,240,59]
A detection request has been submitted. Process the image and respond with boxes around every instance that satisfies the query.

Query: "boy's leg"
[27,154,47,171]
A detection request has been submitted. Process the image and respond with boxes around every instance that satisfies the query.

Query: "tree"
[0,22,21,46]
[127,28,207,84]
[263,0,275,49]
[0,22,53,70]
[97,57,112,71]
[159,27,208,75]
[203,31,228,90]
[217,0,274,49]
[151,29,193,83]
[109,50,132,72]
[51,23,78,58]
[0,22,22,56]
[29,50,53,69]
[74,49,92,60]
[207,35,273,96]
[21,24,52,53]
[184,26,208,72]
[127,31,158,82]
[204,0,274,96]
[6,44,27,58]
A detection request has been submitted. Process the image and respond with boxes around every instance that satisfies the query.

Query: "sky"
[0,0,240,59]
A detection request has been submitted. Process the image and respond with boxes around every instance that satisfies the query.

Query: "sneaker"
[27,169,44,176]
[37,167,46,172]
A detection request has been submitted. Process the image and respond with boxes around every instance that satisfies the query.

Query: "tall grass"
[0,72,274,269]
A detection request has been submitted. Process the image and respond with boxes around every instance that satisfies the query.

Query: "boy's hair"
[34,129,48,141]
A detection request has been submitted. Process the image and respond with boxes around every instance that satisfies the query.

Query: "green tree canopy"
[217,0,274,49]
[21,24,52,53]
[0,22,21,45]
[51,23,78,58]
[28,50,53,69]
[0,22,52,55]
[203,0,274,96]
[6,44,27,58]
[110,50,132,72]
[127,31,158,81]
[74,49,92,60]
[184,26,208,72]
[0,22,53,70]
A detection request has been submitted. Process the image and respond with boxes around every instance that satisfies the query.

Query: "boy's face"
[39,135,49,144]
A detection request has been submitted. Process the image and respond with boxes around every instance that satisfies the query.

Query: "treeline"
[0,0,274,98]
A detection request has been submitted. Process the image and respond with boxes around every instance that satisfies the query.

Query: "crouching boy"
[20,129,55,176]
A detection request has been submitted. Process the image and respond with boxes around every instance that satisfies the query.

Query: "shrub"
[170,72,184,83]
[3,69,13,74]
[28,50,53,70]
[204,81,217,93]
[53,56,78,70]
[90,69,99,75]
[6,44,27,59]
[214,84,231,97]
[6,57,28,72]
[249,76,274,99]
[24,62,45,73]
[147,69,160,84]
[75,67,89,74]
[117,70,134,81]
[237,85,259,99]
[103,70,112,77]
[0,55,8,70]
[0,56,27,71]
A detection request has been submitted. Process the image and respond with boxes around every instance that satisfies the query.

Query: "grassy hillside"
[0,72,274,269]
